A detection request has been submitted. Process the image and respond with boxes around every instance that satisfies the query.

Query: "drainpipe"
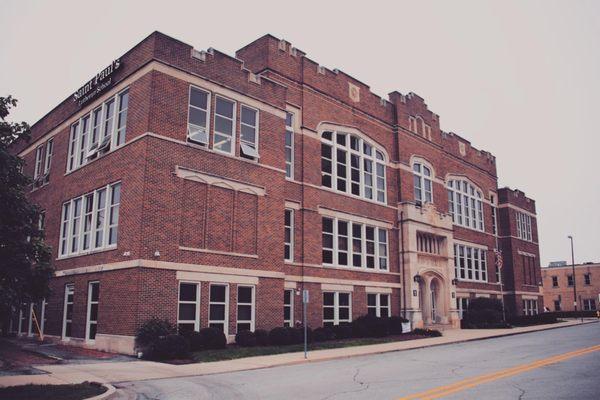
[400,211,406,319]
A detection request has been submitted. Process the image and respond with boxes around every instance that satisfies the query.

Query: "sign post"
[302,289,309,359]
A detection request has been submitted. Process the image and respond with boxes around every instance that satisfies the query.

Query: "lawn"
[0,382,106,400]
[192,334,426,362]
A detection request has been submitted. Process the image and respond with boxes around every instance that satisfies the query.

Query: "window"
[86,282,99,341]
[516,211,533,241]
[552,276,559,288]
[237,286,255,332]
[367,293,390,317]
[522,299,538,316]
[554,300,561,311]
[495,264,501,283]
[188,86,210,145]
[567,274,574,287]
[322,217,388,271]
[285,112,294,179]
[413,162,432,204]
[213,96,235,155]
[320,131,386,203]
[178,282,200,333]
[43,139,53,181]
[417,232,442,254]
[584,273,591,285]
[240,105,259,159]
[67,89,129,172]
[583,299,596,311]
[522,255,536,285]
[209,284,228,335]
[284,289,294,327]
[34,145,44,180]
[447,180,484,231]
[490,195,497,235]
[457,297,469,319]
[284,209,294,261]
[59,182,121,257]
[323,292,351,326]
[62,284,74,339]
[453,243,488,282]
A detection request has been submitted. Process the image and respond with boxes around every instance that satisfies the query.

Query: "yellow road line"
[398,344,600,400]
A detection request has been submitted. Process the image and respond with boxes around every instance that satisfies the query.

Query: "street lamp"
[567,235,579,321]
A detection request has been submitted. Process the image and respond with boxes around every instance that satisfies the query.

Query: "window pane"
[339,293,350,306]
[210,285,226,302]
[209,304,225,320]
[190,88,208,109]
[179,283,197,301]
[179,303,196,320]
[238,304,252,320]
[238,287,252,303]
[323,292,334,306]
[216,98,234,118]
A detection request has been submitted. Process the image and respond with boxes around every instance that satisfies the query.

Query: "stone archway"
[419,272,450,326]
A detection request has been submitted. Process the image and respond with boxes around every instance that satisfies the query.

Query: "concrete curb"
[86,383,116,400]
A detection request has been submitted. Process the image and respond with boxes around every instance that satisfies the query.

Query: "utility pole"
[568,235,580,321]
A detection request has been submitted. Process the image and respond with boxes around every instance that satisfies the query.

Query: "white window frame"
[27,303,34,337]
[58,182,121,258]
[516,211,533,241]
[583,299,596,311]
[62,284,74,340]
[322,217,388,271]
[447,179,485,232]
[457,297,470,319]
[177,281,200,332]
[66,88,129,173]
[187,85,211,145]
[34,145,44,179]
[85,281,99,342]
[320,131,387,204]
[239,104,259,159]
[236,285,255,332]
[453,243,488,283]
[43,138,54,177]
[285,112,294,179]
[284,209,294,262]
[413,162,433,204]
[323,292,352,326]
[284,289,294,327]
[367,293,390,317]
[208,283,229,336]
[213,95,236,156]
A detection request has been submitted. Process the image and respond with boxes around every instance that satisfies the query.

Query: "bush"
[145,334,190,360]
[387,316,409,335]
[332,323,353,339]
[352,315,389,338]
[254,329,270,346]
[135,318,176,348]
[462,298,505,329]
[468,297,504,312]
[269,327,292,345]
[547,310,597,319]
[186,328,227,351]
[313,327,335,342]
[412,328,442,337]
[235,330,257,347]
[508,313,557,327]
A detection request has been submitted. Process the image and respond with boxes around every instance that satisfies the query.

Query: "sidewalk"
[0,319,596,388]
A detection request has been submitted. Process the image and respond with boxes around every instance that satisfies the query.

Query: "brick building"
[542,262,599,312]
[9,32,543,354]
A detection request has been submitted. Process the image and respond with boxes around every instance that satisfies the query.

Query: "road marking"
[398,344,600,400]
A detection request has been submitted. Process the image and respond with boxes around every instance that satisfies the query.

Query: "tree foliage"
[0,96,53,332]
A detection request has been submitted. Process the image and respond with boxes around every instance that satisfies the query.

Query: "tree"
[0,96,53,335]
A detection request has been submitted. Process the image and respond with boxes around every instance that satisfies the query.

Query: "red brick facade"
[10,32,542,353]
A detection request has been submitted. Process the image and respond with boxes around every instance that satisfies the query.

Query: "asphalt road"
[116,322,600,399]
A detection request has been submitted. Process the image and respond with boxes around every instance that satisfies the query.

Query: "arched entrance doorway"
[418,273,447,326]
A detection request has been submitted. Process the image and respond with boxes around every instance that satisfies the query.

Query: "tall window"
[584,273,591,285]
[237,286,255,332]
[67,88,129,172]
[457,297,469,319]
[447,179,484,231]
[522,255,536,285]
[417,232,442,254]
[209,284,228,335]
[583,299,597,311]
[516,211,533,241]
[43,138,54,182]
[213,96,235,155]
[284,209,294,261]
[59,182,121,257]
[567,274,574,287]
[490,195,498,235]
[285,112,294,179]
[284,289,294,327]
[367,293,390,317]
[413,162,432,204]
[552,276,559,287]
[62,284,74,339]
[323,292,351,326]
[453,243,488,282]
[86,282,99,341]
[522,299,538,316]
[322,217,388,271]
[178,282,200,333]
[34,145,44,180]
[320,131,386,203]
[240,105,259,159]
[188,86,210,145]
[554,300,561,311]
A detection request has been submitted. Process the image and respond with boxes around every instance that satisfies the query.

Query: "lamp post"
[568,235,579,321]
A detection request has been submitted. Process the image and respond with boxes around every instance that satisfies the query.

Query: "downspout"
[400,211,406,319]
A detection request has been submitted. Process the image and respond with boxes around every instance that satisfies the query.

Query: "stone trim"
[286,274,402,289]
[317,206,394,228]
[321,283,354,292]
[176,166,267,196]
[176,271,259,285]
[365,286,393,294]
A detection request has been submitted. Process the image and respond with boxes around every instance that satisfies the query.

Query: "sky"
[1,0,598,267]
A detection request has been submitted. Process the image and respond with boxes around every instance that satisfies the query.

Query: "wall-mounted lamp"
[452,279,458,285]
[154,250,160,258]
[122,251,131,257]
[413,275,422,284]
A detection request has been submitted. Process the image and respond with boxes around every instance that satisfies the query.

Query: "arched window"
[447,179,484,231]
[321,131,386,203]
[413,162,433,205]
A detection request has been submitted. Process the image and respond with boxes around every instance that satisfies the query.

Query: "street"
[115,322,600,399]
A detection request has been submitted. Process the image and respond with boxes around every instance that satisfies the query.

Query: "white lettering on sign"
[73,59,121,106]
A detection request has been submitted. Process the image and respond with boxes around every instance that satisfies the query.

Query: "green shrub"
[313,327,335,342]
[196,327,227,350]
[412,328,442,337]
[352,315,389,338]
[468,297,504,312]
[145,334,190,360]
[254,329,270,346]
[548,310,597,319]
[332,324,353,339]
[508,313,557,326]
[387,316,409,335]
[269,327,292,345]
[235,330,257,347]
[135,318,176,348]
[462,298,505,329]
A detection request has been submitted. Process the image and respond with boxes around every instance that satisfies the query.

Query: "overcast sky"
[2,0,598,267]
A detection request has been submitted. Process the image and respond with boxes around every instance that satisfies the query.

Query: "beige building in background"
[542,262,599,312]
